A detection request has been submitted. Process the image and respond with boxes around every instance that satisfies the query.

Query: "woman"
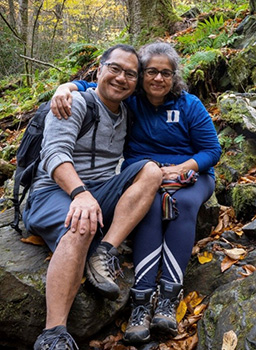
[51,42,222,343]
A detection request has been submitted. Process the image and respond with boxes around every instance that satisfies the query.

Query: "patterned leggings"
[132,174,215,290]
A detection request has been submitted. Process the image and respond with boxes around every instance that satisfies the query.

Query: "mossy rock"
[228,44,256,91]
[231,183,256,220]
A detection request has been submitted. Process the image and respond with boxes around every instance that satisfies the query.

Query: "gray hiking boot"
[86,244,122,301]
[150,279,183,336]
[34,325,78,350]
[123,288,154,344]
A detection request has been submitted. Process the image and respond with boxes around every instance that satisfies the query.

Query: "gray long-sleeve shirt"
[31,90,128,192]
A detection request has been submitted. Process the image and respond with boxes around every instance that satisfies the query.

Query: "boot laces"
[40,331,79,350]
[105,253,124,279]
[155,297,176,317]
[130,304,151,326]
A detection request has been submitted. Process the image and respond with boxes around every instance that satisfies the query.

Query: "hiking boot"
[86,244,122,301]
[150,279,183,336]
[34,325,78,350]
[123,288,154,344]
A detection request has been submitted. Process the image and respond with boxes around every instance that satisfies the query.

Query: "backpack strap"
[11,101,51,234]
[78,91,100,169]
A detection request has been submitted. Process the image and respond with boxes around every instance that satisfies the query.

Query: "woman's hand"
[161,159,199,180]
[51,83,78,119]
[161,165,181,180]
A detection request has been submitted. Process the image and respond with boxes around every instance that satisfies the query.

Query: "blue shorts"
[23,159,149,252]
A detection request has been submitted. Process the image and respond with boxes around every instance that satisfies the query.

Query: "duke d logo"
[166,110,180,123]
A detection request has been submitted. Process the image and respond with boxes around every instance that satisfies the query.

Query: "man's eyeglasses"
[144,67,175,79]
[102,62,138,81]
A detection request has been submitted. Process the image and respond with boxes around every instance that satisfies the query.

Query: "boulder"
[0,208,134,350]
[184,232,256,349]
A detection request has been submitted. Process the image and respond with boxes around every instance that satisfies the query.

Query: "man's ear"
[97,65,102,78]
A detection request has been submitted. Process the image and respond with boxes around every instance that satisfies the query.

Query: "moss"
[228,45,256,91]
[231,184,256,217]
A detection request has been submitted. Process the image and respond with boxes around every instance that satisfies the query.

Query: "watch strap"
[70,185,88,200]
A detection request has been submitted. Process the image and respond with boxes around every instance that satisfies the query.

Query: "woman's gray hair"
[138,42,187,98]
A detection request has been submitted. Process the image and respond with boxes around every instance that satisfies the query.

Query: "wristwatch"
[70,185,88,200]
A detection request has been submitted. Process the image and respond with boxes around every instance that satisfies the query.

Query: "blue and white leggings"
[132,174,215,290]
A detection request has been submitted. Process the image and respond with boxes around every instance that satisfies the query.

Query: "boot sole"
[150,322,177,337]
[86,263,120,301]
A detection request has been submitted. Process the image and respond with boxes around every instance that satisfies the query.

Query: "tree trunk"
[7,0,16,29]
[249,0,256,13]
[127,0,180,46]
[18,0,30,86]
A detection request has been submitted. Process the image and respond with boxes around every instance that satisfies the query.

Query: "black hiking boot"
[34,325,79,350]
[86,243,122,301]
[123,288,155,344]
[150,279,183,336]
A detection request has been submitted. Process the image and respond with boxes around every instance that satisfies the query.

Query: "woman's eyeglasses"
[144,67,175,79]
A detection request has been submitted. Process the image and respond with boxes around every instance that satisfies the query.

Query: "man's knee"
[138,161,162,188]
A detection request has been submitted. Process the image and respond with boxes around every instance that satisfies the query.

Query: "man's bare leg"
[103,161,162,247]
[45,225,94,329]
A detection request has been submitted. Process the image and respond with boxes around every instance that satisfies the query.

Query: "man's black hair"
[100,44,140,71]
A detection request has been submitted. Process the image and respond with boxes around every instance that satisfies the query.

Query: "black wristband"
[70,185,88,200]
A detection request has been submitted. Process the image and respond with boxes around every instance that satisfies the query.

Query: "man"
[23,44,162,350]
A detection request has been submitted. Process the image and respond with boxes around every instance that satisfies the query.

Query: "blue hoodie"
[73,81,222,178]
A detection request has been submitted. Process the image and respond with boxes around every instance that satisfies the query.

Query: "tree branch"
[19,54,62,71]
[0,11,24,43]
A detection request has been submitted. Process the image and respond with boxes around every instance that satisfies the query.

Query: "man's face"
[96,48,138,111]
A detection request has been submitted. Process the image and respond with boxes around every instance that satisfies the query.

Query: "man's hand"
[51,83,77,119]
[65,191,103,235]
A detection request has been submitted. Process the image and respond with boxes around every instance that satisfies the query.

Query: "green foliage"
[176,14,238,54]
[195,0,247,13]
[218,133,245,151]
[182,49,222,80]
[68,43,98,67]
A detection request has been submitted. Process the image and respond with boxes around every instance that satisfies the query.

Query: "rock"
[181,7,200,19]
[0,212,134,350]
[197,272,256,349]
[243,219,256,239]
[196,192,220,241]
[233,15,256,48]
[185,232,256,349]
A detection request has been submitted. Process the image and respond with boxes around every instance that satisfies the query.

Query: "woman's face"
[142,55,174,106]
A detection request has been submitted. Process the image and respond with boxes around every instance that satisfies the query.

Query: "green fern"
[182,50,221,80]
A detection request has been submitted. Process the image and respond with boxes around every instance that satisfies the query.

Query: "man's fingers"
[64,207,74,228]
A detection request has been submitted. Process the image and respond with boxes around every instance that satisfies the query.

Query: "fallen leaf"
[221,330,238,350]
[20,235,45,246]
[189,292,205,308]
[176,299,187,323]
[224,248,246,260]
[198,251,213,264]
[239,264,256,277]
[194,303,207,315]
[44,252,52,262]
[221,256,238,272]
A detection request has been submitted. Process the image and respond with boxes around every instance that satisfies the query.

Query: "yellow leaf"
[194,303,207,315]
[189,292,205,308]
[21,235,45,246]
[198,251,213,264]
[176,300,187,323]
[222,330,238,350]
